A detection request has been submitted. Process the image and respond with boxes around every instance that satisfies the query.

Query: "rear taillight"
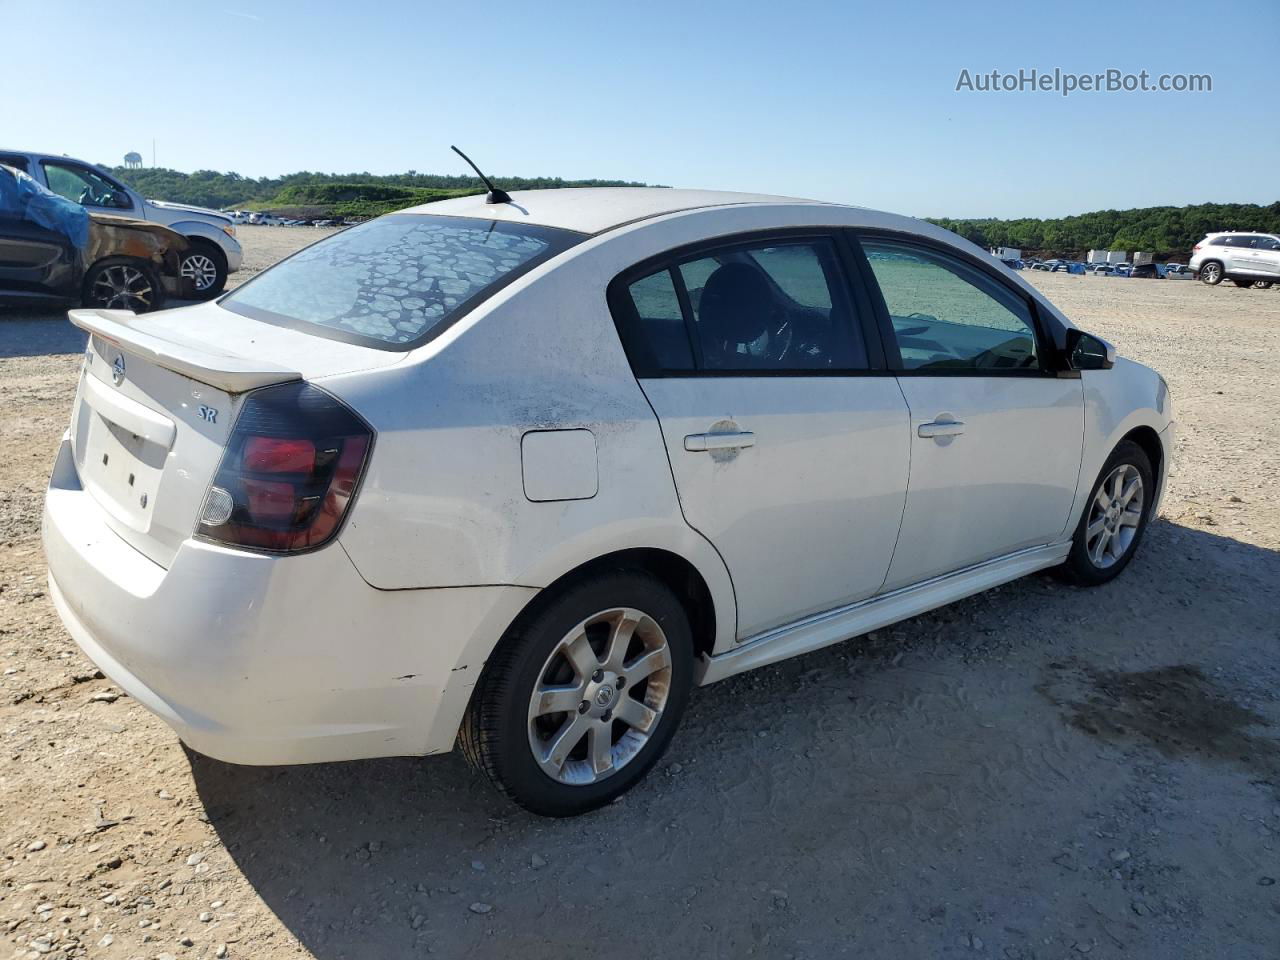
[1193,243,1202,250]
[197,381,372,553]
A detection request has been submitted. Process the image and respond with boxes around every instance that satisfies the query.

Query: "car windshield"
[222,213,585,348]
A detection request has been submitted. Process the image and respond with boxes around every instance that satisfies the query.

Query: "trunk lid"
[66,305,401,567]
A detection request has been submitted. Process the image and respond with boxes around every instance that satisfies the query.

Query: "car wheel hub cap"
[1086,463,1144,569]
[527,607,673,786]
[91,265,152,311]
[181,254,218,291]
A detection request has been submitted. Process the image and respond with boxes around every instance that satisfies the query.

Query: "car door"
[855,235,1085,592]
[39,159,136,217]
[0,216,78,299]
[1255,237,1280,276]
[1221,235,1260,275]
[1241,236,1280,277]
[609,233,911,638]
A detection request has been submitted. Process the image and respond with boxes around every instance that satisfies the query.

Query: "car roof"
[399,187,839,235]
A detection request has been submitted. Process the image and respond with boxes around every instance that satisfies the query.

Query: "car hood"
[144,198,232,224]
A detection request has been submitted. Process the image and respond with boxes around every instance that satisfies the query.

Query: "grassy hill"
[929,201,1280,259]
[106,167,653,218]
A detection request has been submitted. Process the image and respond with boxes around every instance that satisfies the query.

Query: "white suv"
[44,189,1174,816]
[1189,231,1280,287]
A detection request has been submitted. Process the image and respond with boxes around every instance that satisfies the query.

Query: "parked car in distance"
[0,148,241,299]
[1163,263,1193,279]
[1113,263,1132,277]
[1000,257,1024,270]
[1130,263,1161,279]
[43,188,1174,816]
[1087,264,1114,276]
[1,164,191,312]
[1190,232,1280,287]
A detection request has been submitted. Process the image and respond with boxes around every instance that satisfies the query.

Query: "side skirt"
[695,541,1071,685]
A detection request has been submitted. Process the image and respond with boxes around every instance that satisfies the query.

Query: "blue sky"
[8,0,1277,218]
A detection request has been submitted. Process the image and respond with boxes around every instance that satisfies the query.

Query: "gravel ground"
[2,227,1279,960]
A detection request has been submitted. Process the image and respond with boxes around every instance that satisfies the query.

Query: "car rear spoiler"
[69,309,302,394]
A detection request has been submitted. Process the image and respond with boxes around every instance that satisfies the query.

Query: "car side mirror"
[1065,328,1115,370]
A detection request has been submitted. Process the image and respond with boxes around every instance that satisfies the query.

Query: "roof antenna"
[451,145,511,204]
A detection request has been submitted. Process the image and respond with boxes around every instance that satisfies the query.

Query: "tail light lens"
[1193,243,1202,250]
[197,381,372,553]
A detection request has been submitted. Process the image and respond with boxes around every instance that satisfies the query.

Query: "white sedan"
[44,188,1173,816]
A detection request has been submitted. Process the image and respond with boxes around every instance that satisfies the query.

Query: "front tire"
[1198,261,1223,285]
[1055,440,1154,586]
[460,571,693,817]
[180,242,228,299]
[82,258,164,313]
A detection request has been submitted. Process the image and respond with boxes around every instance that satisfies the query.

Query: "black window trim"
[848,228,1071,379]
[606,227,888,379]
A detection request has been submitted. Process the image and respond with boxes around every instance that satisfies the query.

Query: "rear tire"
[1198,261,1223,285]
[1055,440,1154,587]
[460,571,693,817]
[1252,280,1273,289]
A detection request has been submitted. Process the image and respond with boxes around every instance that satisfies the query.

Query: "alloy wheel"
[181,253,219,292]
[1085,463,1144,569]
[527,607,673,786]
[1201,263,1221,284]
[91,264,154,311]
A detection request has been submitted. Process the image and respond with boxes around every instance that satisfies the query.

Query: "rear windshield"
[221,213,585,349]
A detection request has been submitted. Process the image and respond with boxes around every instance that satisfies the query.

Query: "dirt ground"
[3,227,1278,960]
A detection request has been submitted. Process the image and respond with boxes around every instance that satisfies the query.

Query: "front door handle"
[917,419,965,439]
[684,431,756,452]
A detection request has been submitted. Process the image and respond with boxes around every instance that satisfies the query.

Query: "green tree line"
[104,166,653,216]
[929,202,1280,258]
[102,166,1279,248]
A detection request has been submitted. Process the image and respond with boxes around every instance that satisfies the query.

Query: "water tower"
[124,151,143,169]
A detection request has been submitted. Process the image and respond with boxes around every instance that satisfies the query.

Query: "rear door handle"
[917,419,965,439]
[684,431,756,452]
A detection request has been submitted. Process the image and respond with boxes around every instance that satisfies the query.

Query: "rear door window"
[623,269,696,371]
[614,237,869,375]
[222,214,585,349]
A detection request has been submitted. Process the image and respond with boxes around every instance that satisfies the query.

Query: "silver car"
[0,148,243,298]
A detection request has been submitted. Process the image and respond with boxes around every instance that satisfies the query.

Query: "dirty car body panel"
[43,189,1174,807]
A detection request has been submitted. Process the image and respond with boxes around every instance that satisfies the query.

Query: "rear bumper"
[43,437,534,764]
